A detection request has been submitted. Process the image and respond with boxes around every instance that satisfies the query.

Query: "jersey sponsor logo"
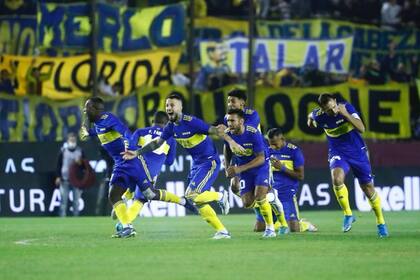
[245,126,257,133]
[182,115,193,121]
[100,114,109,120]
[182,132,191,136]
[329,155,341,163]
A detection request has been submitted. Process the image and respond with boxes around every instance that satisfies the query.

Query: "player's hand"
[337,104,349,117]
[55,177,61,186]
[215,124,227,137]
[229,141,246,155]
[226,166,241,178]
[80,126,89,140]
[230,176,240,196]
[121,150,138,160]
[270,157,283,170]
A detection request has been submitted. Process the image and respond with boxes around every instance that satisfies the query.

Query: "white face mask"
[68,142,77,149]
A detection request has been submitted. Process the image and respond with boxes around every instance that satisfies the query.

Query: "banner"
[0,16,36,55]
[1,141,419,216]
[257,19,420,74]
[0,82,411,142]
[0,48,181,98]
[199,37,353,74]
[38,2,185,52]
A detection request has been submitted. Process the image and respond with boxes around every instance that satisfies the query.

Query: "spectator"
[290,0,311,19]
[26,59,53,96]
[258,0,270,18]
[390,62,411,83]
[55,132,85,217]
[401,0,420,27]
[270,0,291,19]
[381,0,402,30]
[362,59,386,85]
[273,68,299,87]
[194,42,231,91]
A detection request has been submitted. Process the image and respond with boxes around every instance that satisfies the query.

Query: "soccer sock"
[127,200,144,223]
[299,220,310,232]
[256,198,274,230]
[198,204,226,232]
[333,184,353,216]
[368,192,385,225]
[158,190,181,204]
[113,201,130,227]
[194,191,221,204]
[270,201,288,227]
[122,189,134,201]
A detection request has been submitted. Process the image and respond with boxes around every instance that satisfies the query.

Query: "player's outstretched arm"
[122,138,165,160]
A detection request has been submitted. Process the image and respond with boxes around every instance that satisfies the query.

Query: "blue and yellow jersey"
[269,142,304,190]
[311,102,366,154]
[224,107,261,131]
[88,112,134,167]
[161,114,218,164]
[131,125,176,172]
[225,125,268,173]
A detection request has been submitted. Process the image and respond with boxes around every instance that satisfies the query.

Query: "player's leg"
[255,185,276,237]
[350,154,388,237]
[125,186,147,223]
[186,160,230,238]
[138,156,197,213]
[269,189,289,234]
[59,180,70,217]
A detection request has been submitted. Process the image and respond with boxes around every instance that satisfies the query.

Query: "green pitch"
[1,211,420,280]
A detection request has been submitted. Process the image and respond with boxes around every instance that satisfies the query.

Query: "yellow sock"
[113,201,129,225]
[274,221,281,231]
[194,191,220,204]
[198,204,226,231]
[159,190,181,204]
[299,220,309,232]
[270,203,288,227]
[333,184,352,216]
[368,192,385,225]
[122,189,134,201]
[127,200,144,223]
[256,198,274,227]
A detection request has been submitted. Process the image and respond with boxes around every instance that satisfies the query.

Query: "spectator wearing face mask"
[55,132,85,217]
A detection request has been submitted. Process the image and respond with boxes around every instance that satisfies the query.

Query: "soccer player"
[119,111,197,222]
[267,128,318,233]
[122,94,232,239]
[81,97,191,238]
[307,93,388,237]
[224,88,287,232]
[224,109,276,238]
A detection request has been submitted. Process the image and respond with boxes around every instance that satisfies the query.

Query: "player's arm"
[122,137,165,160]
[164,138,177,166]
[270,157,304,180]
[226,151,265,177]
[307,112,317,128]
[223,142,233,171]
[337,104,365,133]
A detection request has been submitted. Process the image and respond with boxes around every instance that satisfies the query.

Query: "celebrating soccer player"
[224,109,276,238]
[81,97,192,238]
[307,93,388,237]
[122,94,231,239]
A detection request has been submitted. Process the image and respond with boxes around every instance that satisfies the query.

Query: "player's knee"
[332,176,344,187]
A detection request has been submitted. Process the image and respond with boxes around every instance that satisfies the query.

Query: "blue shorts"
[110,158,153,193]
[239,164,270,196]
[187,158,220,193]
[277,189,300,221]
[328,147,373,185]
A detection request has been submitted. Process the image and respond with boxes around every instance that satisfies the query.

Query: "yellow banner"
[199,37,353,74]
[0,83,411,142]
[0,48,181,99]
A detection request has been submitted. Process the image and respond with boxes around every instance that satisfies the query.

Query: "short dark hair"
[227,108,245,119]
[227,89,247,101]
[154,111,169,125]
[318,93,335,106]
[267,128,283,139]
[166,93,183,103]
[87,97,104,110]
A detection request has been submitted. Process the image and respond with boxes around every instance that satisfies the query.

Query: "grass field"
[1,211,420,280]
